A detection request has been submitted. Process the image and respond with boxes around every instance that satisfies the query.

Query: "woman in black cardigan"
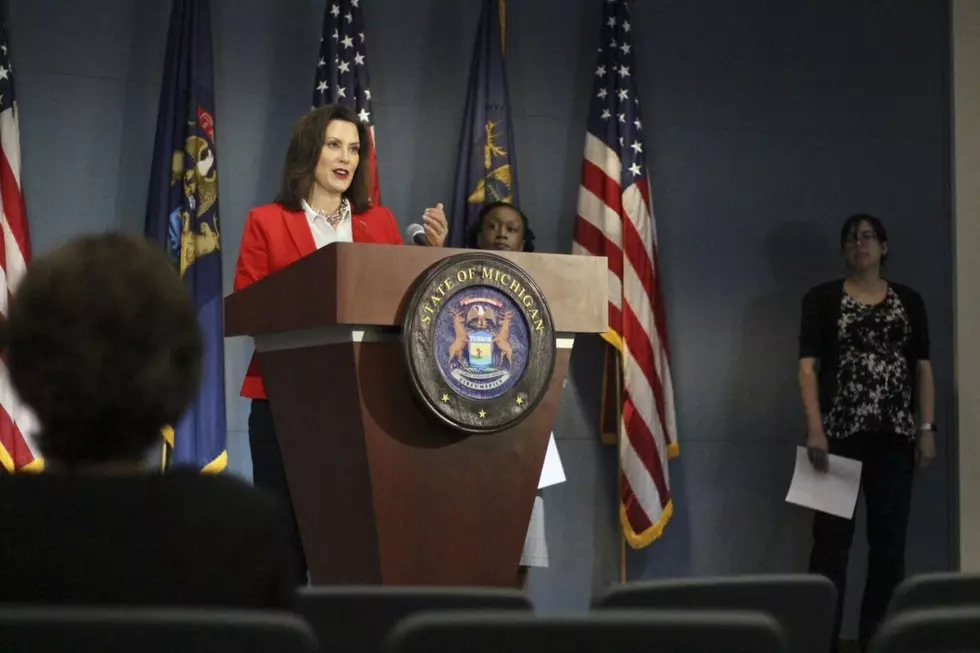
[799,214,936,652]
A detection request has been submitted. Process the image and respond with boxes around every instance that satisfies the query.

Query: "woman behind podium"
[467,200,536,253]
[468,201,543,589]
[234,104,450,584]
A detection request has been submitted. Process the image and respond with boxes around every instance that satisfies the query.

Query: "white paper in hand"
[538,433,566,489]
[785,446,862,519]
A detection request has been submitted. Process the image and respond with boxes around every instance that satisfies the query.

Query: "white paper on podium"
[785,446,863,519]
[538,433,566,489]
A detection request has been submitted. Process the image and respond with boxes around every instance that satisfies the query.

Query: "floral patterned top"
[823,287,916,441]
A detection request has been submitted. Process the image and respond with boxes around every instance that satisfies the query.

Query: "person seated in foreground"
[0,233,297,609]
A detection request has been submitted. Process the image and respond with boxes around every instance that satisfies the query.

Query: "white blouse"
[301,198,353,249]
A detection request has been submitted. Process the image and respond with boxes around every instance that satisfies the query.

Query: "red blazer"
[234,202,403,399]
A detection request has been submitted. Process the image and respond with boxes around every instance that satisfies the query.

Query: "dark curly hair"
[0,233,202,465]
[466,201,536,252]
[275,104,372,214]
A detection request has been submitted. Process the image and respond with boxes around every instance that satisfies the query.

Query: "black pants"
[248,399,308,585]
[808,431,916,652]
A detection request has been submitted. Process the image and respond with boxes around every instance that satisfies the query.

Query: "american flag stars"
[313,1,374,126]
[312,0,381,204]
[589,0,645,185]
[0,38,13,113]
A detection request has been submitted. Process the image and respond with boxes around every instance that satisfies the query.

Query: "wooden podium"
[224,243,606,586]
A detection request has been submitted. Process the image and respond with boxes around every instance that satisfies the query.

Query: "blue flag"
[144,0,226,472]
[449,0,519,248]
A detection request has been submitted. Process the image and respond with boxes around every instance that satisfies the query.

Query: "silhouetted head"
[0,234,202,466]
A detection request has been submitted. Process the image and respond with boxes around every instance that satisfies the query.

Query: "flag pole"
[617,351,626,583]
[621,532,626,583]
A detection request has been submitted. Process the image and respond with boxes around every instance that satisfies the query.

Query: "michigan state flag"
[144,0,226,472]
[449,0,519,247]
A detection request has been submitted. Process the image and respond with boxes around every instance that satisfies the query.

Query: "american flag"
[0,1,39,473]
[312,0,381,207]
[572,0,677,548]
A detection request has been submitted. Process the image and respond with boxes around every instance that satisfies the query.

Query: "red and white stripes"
[0,98,39,473]
[573,133,677,548]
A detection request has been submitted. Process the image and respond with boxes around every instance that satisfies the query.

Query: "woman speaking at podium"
[233,104,449,583]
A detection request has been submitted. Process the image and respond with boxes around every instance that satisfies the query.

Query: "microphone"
[406,223,429,246]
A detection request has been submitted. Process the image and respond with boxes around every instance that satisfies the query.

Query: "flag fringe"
[159,430,226,474]
[0,441,44,473]
[621,499,674,549]
[0,441,13,472]
[201,450,228,474]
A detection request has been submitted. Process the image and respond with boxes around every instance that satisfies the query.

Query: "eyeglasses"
[844,232,879,246]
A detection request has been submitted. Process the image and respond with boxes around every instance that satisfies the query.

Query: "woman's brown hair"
[274,104,372,214]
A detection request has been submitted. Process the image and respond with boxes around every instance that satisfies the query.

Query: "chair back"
[594,574,836,653]
[870,606,980,652]
[387,610,788,653]
[887,572,980,615]
[0,606,318,653]
[296,585,530,653]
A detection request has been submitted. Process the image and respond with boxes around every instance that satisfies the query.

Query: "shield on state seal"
[467,330,494,369]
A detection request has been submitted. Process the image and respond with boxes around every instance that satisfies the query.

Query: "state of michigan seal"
[404,253,556,434]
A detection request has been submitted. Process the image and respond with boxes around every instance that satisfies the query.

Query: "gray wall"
[624,0,954,637]
[10,0,953,631]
